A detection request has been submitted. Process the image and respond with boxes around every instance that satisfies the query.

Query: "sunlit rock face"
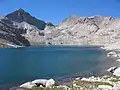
[45,15,120,45]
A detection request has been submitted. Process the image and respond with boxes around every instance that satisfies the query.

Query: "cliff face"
[1,9,120,46]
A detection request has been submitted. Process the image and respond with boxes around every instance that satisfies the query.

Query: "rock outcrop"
[20,82,36,89]
[19,79,55,89]
[113,67,120,76]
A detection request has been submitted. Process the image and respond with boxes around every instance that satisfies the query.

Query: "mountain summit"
[6,8,46,30]
[6,9,28,22]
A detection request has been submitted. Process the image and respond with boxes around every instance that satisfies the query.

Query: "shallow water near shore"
[0,46,118,88]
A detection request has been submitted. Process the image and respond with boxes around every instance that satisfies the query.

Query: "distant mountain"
[0,9,120,47]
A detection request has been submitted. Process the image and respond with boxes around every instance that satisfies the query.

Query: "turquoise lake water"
[0,46,118,86]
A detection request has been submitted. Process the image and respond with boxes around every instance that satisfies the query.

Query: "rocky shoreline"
[10,76,120,90]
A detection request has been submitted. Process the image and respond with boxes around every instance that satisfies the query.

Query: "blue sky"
[0,0,120,24]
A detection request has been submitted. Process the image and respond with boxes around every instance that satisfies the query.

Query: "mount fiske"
[0,9,120,47]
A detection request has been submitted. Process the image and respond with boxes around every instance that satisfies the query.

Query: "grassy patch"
[103,76,112,79]
[73,80,113,87]
[23,86,66,90]
[110,79,120,82]
[32,87,63,90]
[112,76,120,79]
[39,42,46,45]
[103,76,120,80]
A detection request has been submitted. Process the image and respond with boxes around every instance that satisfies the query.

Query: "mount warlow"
[0,9,120,47]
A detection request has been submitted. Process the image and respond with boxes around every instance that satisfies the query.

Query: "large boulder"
[107,51,118,57]
[107,66,118,73]
[113,67,120,76]
[31,79,47,87]
[31,79,55,87]
[46,79,55,87]
[19,82,36,89]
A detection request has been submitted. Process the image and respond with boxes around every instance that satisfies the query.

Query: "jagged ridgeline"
[0,9,120,47]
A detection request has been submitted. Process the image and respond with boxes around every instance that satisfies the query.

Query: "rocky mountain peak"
[17,8,25,12]
[5,8,30,22]
[62,15,84,22]
[5,9,46,30]
[46,22,54,27]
